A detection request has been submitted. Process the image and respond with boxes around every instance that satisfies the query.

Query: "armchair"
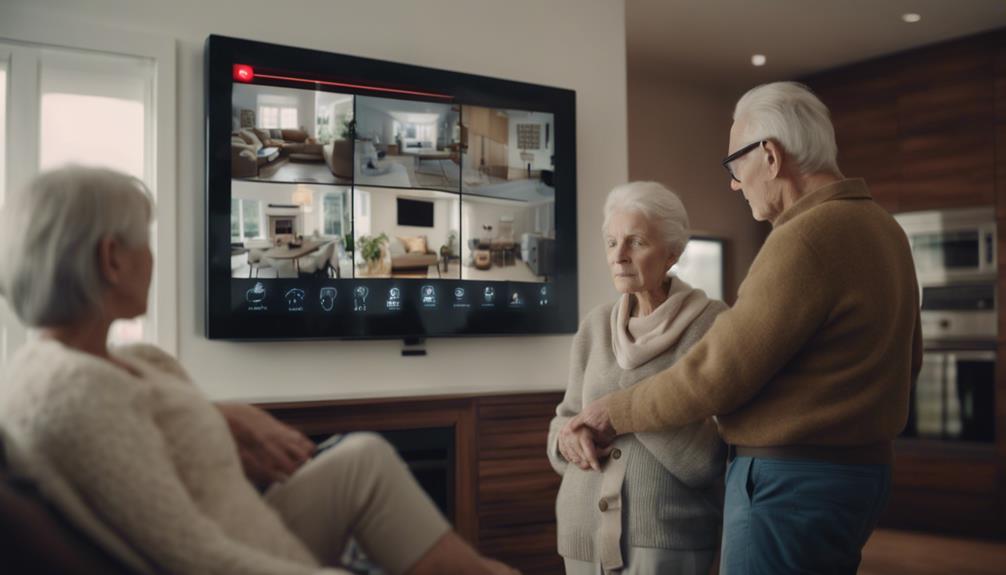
[0,434,138,574]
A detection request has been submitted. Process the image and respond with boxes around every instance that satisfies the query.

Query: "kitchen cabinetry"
[807,32,998,214]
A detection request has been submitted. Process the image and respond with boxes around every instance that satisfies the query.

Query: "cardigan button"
[598,499,608,512]
[611,448,622,460]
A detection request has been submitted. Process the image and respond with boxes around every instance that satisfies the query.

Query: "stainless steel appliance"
[912,345,995,442]
[895,207,997,443]
[894,207,996,285]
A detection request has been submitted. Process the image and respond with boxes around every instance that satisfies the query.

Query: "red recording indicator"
[233,64,254,82]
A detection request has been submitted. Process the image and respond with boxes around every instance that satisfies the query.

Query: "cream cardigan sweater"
[547,295,727,571]
[0,340,348,575]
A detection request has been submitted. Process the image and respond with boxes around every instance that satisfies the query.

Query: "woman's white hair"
[0,165,153,327]
[602,181,689,257]
[733,81,841,176]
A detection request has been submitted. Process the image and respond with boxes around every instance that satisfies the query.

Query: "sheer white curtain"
[0,42,157,357]
[38,48,155,347]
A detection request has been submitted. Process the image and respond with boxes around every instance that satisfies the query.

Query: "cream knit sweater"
[547,297,727,570]
[0,340,348,575]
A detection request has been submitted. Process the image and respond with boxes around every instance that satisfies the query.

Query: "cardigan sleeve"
[34,375,348,575]
[608,229,834,434]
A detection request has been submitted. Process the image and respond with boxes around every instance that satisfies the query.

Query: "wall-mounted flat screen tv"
[205,35,577,340]
[397,198,434,228]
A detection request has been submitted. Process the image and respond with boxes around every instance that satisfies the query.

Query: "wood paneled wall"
[805,32,999,214]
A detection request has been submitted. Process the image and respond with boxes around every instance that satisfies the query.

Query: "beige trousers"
[264,432,451,575]
[564,547,716,575]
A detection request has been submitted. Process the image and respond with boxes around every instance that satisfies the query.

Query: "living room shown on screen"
[353,186,461,279]
[354,95,460,192]
[460,107,554,201]
[231,83,354,185]
[231,180,353,279]
[461,193,554,282]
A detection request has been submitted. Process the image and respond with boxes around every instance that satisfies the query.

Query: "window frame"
[0,22,177,357]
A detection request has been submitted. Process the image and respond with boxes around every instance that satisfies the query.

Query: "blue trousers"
[720,456,891,575]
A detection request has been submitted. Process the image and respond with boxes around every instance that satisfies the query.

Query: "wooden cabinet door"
[994,33,1006,537]
[489,112,508,144]
[464,105,491,137]
[476,393,564,575]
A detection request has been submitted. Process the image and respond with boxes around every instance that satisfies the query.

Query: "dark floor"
[860,529,1006,574]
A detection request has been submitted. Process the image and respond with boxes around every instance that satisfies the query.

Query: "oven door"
[908,347,995,443]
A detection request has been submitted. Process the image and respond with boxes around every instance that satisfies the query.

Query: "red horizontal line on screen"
[254,72,453,100]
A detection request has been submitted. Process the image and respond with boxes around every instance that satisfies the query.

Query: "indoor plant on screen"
[357,233,388,275]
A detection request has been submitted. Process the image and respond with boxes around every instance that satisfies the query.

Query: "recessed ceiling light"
[751,54,767,67]
[902,13,922,23]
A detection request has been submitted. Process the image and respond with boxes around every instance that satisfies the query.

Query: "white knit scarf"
[610,276,712,370]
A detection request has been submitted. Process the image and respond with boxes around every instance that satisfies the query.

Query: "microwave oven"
[893,207,995,284]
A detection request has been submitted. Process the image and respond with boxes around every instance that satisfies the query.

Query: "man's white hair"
[602,181,689,257]
[733,81,841,176]
[0,165,153,327]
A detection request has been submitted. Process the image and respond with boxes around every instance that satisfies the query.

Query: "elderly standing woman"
[547,181,727,575]
[0,165,518,575]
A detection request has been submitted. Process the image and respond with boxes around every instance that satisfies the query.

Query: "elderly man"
[567,81,922,574]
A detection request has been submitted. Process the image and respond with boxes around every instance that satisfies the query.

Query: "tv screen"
[205,35,578,340]
[397,198,434,228]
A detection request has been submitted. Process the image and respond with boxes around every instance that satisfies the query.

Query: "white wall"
[2,0,628,402]
[355,98,396,144]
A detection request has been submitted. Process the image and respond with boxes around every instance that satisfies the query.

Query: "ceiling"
[627,0,1006,91]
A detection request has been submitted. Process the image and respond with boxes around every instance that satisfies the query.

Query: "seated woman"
[547,181,726,575]
[0,165,517,575]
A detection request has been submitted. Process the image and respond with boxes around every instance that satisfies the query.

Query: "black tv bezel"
[205,35,578,341]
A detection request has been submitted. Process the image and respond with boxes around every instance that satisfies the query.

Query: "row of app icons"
[243,282,551,313]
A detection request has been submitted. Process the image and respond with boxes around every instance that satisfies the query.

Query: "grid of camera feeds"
[229,80,556,313]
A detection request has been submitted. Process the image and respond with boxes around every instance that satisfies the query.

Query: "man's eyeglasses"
[721,140,764,183]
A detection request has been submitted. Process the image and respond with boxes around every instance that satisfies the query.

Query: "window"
[231,198,241,239]
[243,200,261,238]
[258,105,299,130]
[280,108,298,130]
[259,105,279,129]
[414,123,437,143]
[35,48,155,347]
[232,198,263,240]
[323,192,343,236]
[0,25,176,363]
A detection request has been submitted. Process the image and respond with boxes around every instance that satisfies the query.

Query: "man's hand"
[567,394,618,471]
[215,403,316,487]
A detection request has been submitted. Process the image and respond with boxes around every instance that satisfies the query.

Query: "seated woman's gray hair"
[0,165,153,327]
[602,181,689,257]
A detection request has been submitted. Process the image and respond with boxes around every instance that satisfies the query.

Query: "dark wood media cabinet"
[260,391,565,575]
